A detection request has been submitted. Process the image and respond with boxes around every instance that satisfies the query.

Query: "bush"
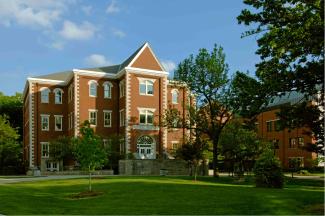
[254,150,284,188]
[297,169,310,175]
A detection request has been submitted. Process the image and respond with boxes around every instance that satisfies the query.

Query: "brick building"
[256,92,318,168]
[23,42,190,172]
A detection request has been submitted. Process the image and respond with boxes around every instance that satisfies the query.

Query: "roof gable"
[128,43,164,71]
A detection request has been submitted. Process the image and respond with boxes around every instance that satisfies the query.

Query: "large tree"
[170,44,240,177]
[237,0,324,150]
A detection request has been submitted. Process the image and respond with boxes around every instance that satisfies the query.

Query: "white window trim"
[88,109,98,126]
[40,114,50,131]
[40,87,50,104]
[119,109,125,127]
[139,79,154,96]
[103,81,113,99]
[171,89,179,104]
[171,141,179,150]
[53,88,64,104]
[54,115,63,131]
[41,142,49,159]
[138,108,155,125]
[103,110,112,127]
[88,80,98,97]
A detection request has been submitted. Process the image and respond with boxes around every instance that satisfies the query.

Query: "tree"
[0,115,22,174]
[170,44,241,177]
[219,120,262,177]
[237,0,324,151]
[102,134,124,174]
[0,92,23,140]
[74,121,107,192]
[49,136,75,170]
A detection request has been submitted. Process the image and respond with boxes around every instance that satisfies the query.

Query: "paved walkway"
[0,175,97,185]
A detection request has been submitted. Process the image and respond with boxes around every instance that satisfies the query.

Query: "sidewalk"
[0,175,106,184]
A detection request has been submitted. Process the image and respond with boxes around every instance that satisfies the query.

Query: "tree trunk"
[89,166,92,192]
[212,138,219,177]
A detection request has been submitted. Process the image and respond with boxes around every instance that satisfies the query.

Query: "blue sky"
[0,0,259,95]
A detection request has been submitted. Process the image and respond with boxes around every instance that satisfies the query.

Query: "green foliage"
[254,149,284,188]
[0,115,22,174]
[172,44,241,176]
[102,134,124,173]
[238,0,324,151]
[49,136,74,163]
[74,121,107,171]
[219,120,262,176]
[0,92,23,140]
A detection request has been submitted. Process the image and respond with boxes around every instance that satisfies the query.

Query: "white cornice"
[125,67,169,76]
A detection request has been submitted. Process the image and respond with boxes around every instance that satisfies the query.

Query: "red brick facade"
[23,43,189,172]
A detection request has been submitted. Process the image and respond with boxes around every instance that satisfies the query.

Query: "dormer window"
[54,88,63,104]
[40,87,50,103]
[138,78,155,95]
[88,80,98,97]
[103,81,113,99]
[171,89,179,104]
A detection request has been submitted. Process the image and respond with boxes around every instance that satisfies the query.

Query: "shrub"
[297,169,310,175]
[254,150,284,188]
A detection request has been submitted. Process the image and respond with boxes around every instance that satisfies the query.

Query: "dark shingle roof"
[31,42,148,81]
[34,71,73,81]
[267,91,306,108]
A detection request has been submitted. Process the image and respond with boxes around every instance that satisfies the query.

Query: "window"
[68,112,74,130]
[54,115,63,131]
[272,139,280,149]
[41,142,49,158]
[171,89,179,104]
[274,120,281,131]
[139,109,154,125]
[139,79,154,95]
[120,138,125,154]
[104,110,112,127]
[40,87,50,103]
[41,115,49,131]
[54,88,63,104]
[68,85,73,103]
[289,138,296,148]
[266,121,272,132]
[120,109,125,126]
[289,157,304,168]
[172,141,179,150]
[88,80,98,97]
[89,110,97,126]
[298,137,304,147]
[103,82,112,99]
[119,80,125,98]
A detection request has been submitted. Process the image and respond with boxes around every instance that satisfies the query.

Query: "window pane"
[172,92,178,104]
[147,112,153,124]
[41,90,49,103]
[55,91,62,104]
[90,83,97,96]
[140,113,146,124]
[147,82,153,95]
[140,83,146,94]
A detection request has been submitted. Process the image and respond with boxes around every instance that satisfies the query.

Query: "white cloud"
[106,0,120,14]
[0,0,72,28]
[59,20,97,40]
[161,60,177,72]
[112,28,126,38]
[50,41,64,50]
[85,54,112,67]
[81,5,92,15]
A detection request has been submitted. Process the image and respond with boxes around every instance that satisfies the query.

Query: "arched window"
[171,89,179,104]
[103,81,113,99]
[40,87,50,103]
[88,80,98,97]
[53,88,63,104]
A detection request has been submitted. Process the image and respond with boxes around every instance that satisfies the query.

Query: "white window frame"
[88,109,98,126]
[41,142,49,158]
[53,88,63,104]
[103,110,112,127]
[138,108,155,125]
[103,81,113,99]
[88,80,98,97]
[171,141,179,150]
[138,78,155,96]
[40,87,50,104]
[119,109,125,127]
[119,80,125,98]
[41,114,50,131]
[171,89,179,104]
[54,115,63,131]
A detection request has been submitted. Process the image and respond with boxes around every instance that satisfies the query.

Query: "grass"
[0,176,324,215]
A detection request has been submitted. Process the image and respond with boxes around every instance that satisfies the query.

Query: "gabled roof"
[34,71,73,81]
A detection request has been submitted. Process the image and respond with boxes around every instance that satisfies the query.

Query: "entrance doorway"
[137,135,155,159]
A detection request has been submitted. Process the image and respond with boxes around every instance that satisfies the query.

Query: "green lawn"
[0,176,323,215]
